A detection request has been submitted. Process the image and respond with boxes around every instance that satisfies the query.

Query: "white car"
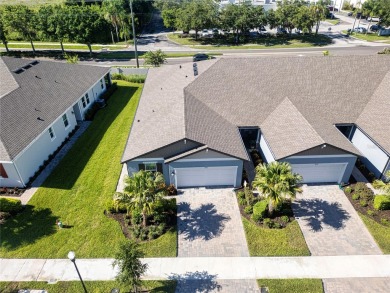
[201,29,210,37]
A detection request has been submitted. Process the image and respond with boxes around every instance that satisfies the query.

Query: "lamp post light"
[67,251,88,293]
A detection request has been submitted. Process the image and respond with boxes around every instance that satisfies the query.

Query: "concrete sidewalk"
[1,255,390,282]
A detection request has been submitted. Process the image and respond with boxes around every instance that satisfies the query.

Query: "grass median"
[257,279,324,293]
[0,81,177,258]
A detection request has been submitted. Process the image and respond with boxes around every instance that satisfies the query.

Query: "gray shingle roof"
[185,56,390,159]
[0,57,19,98]
[0,57,110,161]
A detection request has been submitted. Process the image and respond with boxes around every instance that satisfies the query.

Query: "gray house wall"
[281,155,357,183]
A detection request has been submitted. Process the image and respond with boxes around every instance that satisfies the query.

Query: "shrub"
[281,215,290,224]
[151,199,176,224]
[251,213,262,223]
[244,187,255,206]
[100,82,118,101]
[244,205,253,214]
[373,195,390,210]
[238,198,246,206]
[111,73,146,83]
[131,208,142,225]
[237,191,245,200]
[263,218,273,228]
[166,184,177,196]
[0,211,11,224]
[344,186,352,194]
[0,198,23,213]
[273,222,282,229]
[354,182,366,192]
[367,209,376,216]
[360,199,368,207]
[380,218,390,226]
[352,193,360,200]
[253,200,268,221]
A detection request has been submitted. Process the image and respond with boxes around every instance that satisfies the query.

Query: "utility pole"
[129,0,139,68]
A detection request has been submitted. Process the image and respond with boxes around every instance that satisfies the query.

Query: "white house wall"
[13,107,77,185]
[77,77,107,119]
[259,133,275,163]
[351,128,389,178]
[0,162,23,187]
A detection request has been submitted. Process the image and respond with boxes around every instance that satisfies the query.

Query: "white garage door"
[291,163,347,184]
[175,166,237,188]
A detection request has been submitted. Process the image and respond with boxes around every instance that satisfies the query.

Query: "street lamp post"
[67,251,88,293]
[129,0,139,68]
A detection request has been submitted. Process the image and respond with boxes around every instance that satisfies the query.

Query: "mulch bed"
[105,212,132,239]
[344,183,390,224]
[0,187,25,198]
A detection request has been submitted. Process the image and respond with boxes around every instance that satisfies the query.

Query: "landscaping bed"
[0,187,24,198]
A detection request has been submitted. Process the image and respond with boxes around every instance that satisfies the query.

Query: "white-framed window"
[144,162,157,172]
[85,93,90,104]
[100,79,104,89]
[62,114,69,128]
[81,97,86,108]
[48,127,56,140]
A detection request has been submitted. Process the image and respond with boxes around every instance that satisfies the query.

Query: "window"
[48,127,55,140]
[62,114,69,128]
[145,163,157,172]
[81,97,86,108]
[100,79,104,89]
[85,93,90,104]
[0,163,8,178]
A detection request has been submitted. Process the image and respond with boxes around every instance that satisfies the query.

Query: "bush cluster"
[166,184,177,196]
[251,200,268,223]
[111,73,146,83]
[350,183,374,203]
[130,223,166,241]
[244,187,255,206]
[373,195,390,211]
[0,198,23,214]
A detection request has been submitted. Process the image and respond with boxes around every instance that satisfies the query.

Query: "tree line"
[156,0,390,42]
[0,0,153,55]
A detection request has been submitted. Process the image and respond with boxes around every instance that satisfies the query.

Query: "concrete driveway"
[292,185,381,256]
[176,188,249,257]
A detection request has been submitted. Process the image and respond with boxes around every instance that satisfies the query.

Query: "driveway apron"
[292,185,382,256]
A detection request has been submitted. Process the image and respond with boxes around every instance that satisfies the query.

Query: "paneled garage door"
[175,166,237,188]
[291,163,347,184]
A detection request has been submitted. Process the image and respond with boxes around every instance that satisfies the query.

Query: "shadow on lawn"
[178,202,230,241]
[169,271,221,293]
[0,205,57,250]
[40,85,138,190]
[293,198,351,232]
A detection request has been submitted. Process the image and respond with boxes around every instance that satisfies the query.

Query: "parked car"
[370,24,382,32]
[277,27,287,34]
[354,27,367,33]
[201,29,210,37]
[193,53,210,62]
[347,11,353,17]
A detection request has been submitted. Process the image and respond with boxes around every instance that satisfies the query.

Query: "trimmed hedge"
[374,195,390,211]
[111,73,146,83]
[252,200,268,222]
[0,198,23,213]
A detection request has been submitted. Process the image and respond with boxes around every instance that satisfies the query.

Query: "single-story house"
[0,57,111,187]
[121,56,390,188]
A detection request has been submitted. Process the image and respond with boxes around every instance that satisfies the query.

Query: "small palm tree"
[252,161,303,215]
[373,171,390,195]
[115,170,166,227]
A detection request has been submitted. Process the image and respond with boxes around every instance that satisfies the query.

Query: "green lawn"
[257,279,324,293]
[342,30,390,43]
[326,18,340,25]
[0,81,177,258]
[360,213,390,254]
[167,33,332,50]
[242,217,310,256]
[0,280,176,293]
[0,42,127,51]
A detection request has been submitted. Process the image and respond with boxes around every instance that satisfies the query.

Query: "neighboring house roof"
[0,57,110,161]
[0,57,19,98]
[122,56,390,163]
[355,70,390,155]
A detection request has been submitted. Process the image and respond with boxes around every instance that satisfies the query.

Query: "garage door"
[291,163,347,184]
[175,166,237,188]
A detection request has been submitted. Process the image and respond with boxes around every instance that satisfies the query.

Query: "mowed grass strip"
[242,217,310,256]
[257,279,324,293]
[0,81,175,258]
[360,213,390,254]
[0,280,176,293]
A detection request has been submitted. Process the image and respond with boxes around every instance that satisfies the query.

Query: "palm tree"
[115,170,166,227]
[373,171,390,195]
[252,161,303,215]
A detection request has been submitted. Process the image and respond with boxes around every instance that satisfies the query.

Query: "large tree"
[310,3,327,35]
[102,0,126,43]
[252,162,303,215]
[2,5,38,54]
[115,170,166,227]
[0,12,9,53]
[362,0,380,34]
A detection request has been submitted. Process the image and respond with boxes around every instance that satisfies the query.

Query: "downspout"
[13,162,26,188]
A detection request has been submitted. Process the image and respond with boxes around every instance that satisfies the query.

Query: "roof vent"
[13,68,24,74]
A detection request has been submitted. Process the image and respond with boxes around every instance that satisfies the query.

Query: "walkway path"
[1,256,390,282]
[0,122,91,205]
